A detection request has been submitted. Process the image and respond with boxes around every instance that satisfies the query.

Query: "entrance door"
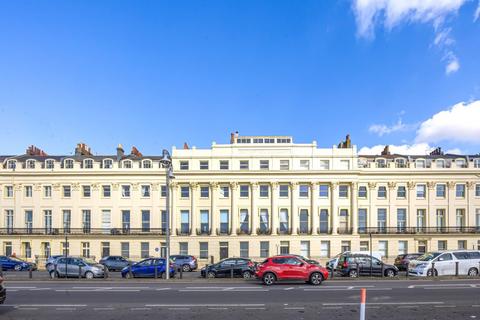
[219,242,229,260]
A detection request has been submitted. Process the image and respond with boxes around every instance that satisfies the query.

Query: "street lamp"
[160,149,174,279]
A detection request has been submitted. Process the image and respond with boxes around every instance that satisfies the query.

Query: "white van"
[408,250,480,277]
[327,251,383,271]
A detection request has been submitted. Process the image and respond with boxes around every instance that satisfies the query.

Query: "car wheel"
[125,272,133,279]
[242,271,252,279]
[427,269,437,277]
[468,268,479,277]
[262,273,276,286]
[182,264,191,272]
[14,264,22,271]
[385,269,396,277]
[207,271,216,279]
[49,271,57,279]
[161,272,166,279]
[309,272,323,285]
[85,271,94,279]
[348,270,358,278]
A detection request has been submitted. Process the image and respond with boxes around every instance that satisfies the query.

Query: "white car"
[408,250,480,277]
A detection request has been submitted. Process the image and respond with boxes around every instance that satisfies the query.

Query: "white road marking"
[284,307,304,310]
[424,287,478,290]
[6,286,37,289]
[284,287,294,290]
[245,307,266,310]
[435,305,457,308]
[208,307,228,310]
[130,307,151,311]
[397,306,417,309]
[8,304,87,307]
[409,284,475,289]
[146,304,265,307]
[16,308,39,311]
[168,307,191,310]
[55,308,76,311]
[323,302,444,306]
[472,305,480,307]
[29,288,51,291]
[93,307,114,311]
[155,288,171,291]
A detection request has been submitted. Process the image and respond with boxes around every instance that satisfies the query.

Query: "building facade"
[1,136,480,266]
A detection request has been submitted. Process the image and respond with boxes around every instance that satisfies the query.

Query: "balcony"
[176,228,191,236]
[277,227,292,235]
[236,227,251,235]
[317,227,332,235]
[256,227,272,235]
[337,227,353,234]
[0,228,168,236]
[196,228,211,236]
[297,227,312,235]
[358,227,480,235]
[216,227,232,236]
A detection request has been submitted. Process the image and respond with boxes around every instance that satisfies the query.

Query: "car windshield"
[416,253,441,261]
[9,257,24,262]
[83,258,98,265]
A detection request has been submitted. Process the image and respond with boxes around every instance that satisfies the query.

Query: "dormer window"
[103,159,113,169]
[64,159,74,169]
[84,159,93,169]
[7,160,17,169]
[435,159,445,168]
[415,159,426,168]
[45,159,55,169]
[474,159,480,168]
[395,158,406,168]
[122,160,132,169]
[455,158,466,168]
[376,159,386,168]
[142,160,152,169]
[26,159,36,169]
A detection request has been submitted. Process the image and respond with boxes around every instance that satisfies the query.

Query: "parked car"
[0,256,37,271]
[409,250,480,277]
[200,258,256,279]
[0,275,5,304]
[45,255,63,270]
[292,255,320,265]
[394,253,422,271]
[170,255,198,272]
[327,251,383,271]
[99,256,132,271]
[336,253,398,277]
[47,257,105,279]
[255,255,329,286]
[121,258,175,279]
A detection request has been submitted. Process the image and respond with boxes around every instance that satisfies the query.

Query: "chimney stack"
[381,145,391,156]
[75,143,92,156]
[130,146,143,158]
[26,145,48,156]
[116,144,125,160]
[183,142,190,150]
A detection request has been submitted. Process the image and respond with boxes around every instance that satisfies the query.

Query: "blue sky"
[0,0,479,155]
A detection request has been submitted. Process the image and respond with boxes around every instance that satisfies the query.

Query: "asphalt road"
[1,279,480,319]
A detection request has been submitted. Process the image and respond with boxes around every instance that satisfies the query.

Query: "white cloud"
[445,55,460,74]
[369,119,406,136]
[475,3,480,21]
[415,100,480,144]
[359,143,434,155]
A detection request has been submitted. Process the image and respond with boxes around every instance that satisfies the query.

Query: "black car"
[0,274,6,304]
[99,256,132,271]
[200,258,256,279]
[336,253,398,278]
[394,253,422,271]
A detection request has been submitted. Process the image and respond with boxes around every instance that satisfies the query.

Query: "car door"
[67,258,80,277]
[218,259,235,277]
[371,257,383,276]
[56,257,68,276]
[435,253,455,275]
[0,256,7,270]
[135,259,152,277]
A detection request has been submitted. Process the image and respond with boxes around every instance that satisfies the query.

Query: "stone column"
[291,182,298,235]
[250,182,259,235]
[190,182,198,236]
[311,182,319,235]
[407,181,415,229]
[387,182,396,232]
[230,182,238,236]
[467,181,475,227]
[210,182,218,235]
[427,181,435,229]
[331,182,339,235]
[270,182,279,235]
[351,182,358,235]
[368,182,376,232]
[447,181,456,228]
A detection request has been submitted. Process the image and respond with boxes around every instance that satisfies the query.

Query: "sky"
[0,0,479,156]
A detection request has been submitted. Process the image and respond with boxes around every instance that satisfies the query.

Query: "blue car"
[0,256,37,271]
[121,258,175,279]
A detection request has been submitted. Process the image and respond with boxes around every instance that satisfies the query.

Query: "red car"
[255,255,329,285]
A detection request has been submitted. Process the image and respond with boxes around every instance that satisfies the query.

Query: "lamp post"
[160,149,174,280]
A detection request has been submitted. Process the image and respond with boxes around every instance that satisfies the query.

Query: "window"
[82,185,91,198]
[200,186,209,198]
[142,160,152,169]
[417,209,426,231]
[300,241,310,257]
[279,209,289,233]
[417,241,427,254]
[436,209,446,230]
[378,241,388,258]
[121,242,130,258]
[436,184,446,197]
[141,185,150,197]
[42,242,51,258]
[142,210,150,232]
[26,159,36,169]
[280,241,290,254]
[319,160,329,170]
[436,159,445,168]
[161,210,167,232]
[179,242,188,255]
[339,185,348,198]
[84,159,93,169]
[25,185,32,198]
[260,241,269,258]
[339,209,349,232]
[121,185,131,198]
[476,184,480,197]
[416,184,426,198]
[260,160,269,170]
[398,241,407,255]
[240,242,249,258]
[240,209,250,233]
[319,184,329,197]
[319,209,329,233]
[397,186,406,198]
[279,185,289,197]
[455,159,466,168]
[103,159,113,169]
[63,210,71,233]
[438,240,447,251]
[416,159,426,168]
[199,242,208,259]
[200,161,209,170]
[180,186,190,198]
[180,210,190,234]
[220,210,230,234]
[219,160,229,170]
[82,210,91,233]
[397,209,407,232]
[5,185,13,198]
[299,185,309,197]
[341,241,351,253]
[5,210,14,233]
[458,240,466,250]
[259,209,269,233]
[220,186,229,198]
[200,210,209,233]
[239,185,249,197]
[6,160,16,169]
[45,159,54,169]
[102,185,111,197]
[377,186,386,198]
[299,160,310,170]
[63,185,71,198]
[376,159,386,168]
[122,160,132,169]
[43,185,52,198]
[141,242,149,258]
[259,185,269,197]
[358,186,367,198]
[82,242,90,258]
[320,241,330,257]
[339,160,350,170]
[475,159,480,168]
[161,185,167,197]
[280,160,289,170]
[239,160,249,170]
[377,209,387,232]
[358,209,367,233]
[44,210,52,234]
[219,242,229,260]
[122,210,130,232]
[456,209,465,228]
[180,161,189,170]
[456,184,466,198]
[395,158,406,168]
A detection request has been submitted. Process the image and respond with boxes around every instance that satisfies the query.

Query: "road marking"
[435,305,456,308]
[208,307,228,310]
[16,308,39,311]
[146,304,265,308]
[56,308,76,311]
[397,306,417,309]
[323,302,444,306]
[424,287,478,290]
[409,284,475,289]
[29,288,51,291]
[93,307,114,311]
[472,305,480,307]
[8,304,87,308]
[130,307,151,311]
[284,307,304,310]
[284,287,294,290]
[168,308,191,310]
[245,307,266,310]
[6,286,37,289]
[155,288,171,291]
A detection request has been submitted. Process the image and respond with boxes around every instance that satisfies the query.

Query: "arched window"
[45,159,55,169]
[455,158,466,168]
[103,159,113,169]
[122,160,132,169]
[376,158,386,168]
[435,159,445,168]
[395,158,406,168]
[415,159,426,168]
[83,159,93,169]
[64,159,74,169]
[26,159,36,169]
[7,160,17,169]
[142,159,152,169]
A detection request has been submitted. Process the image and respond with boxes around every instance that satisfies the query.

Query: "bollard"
[128,262,133,279]
[78,265,82,279]
[360,288,366,320]
[29,265,33,279]
[381,263,384,278]
[406,266,409,278]
[230,266,234,279]
[104,266,108,279]
[455,261,459,276]
[431,262,435,277]
[179,266,183,279]
[154,264,158,279]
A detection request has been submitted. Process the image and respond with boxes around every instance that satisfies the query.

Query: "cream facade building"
[1,136,480,266]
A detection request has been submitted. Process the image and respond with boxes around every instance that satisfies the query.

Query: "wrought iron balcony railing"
[196,228,212,236]
[256,227,272,235]
[176,228,192,236]
[317,227,333,235]
[236,227,252,235]
[216,227,232,236]
[277,227,292,235]
[0,228,168,236]
[337,227,353,234]
[358,227,480,234]
[297,227,313,235]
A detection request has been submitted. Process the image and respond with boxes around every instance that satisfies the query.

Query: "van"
[408,250,480,277]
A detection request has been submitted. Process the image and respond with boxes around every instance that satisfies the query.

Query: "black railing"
[196,228,211,236]
[277,227,292,235]
[297,227,313,235]
[337,227,353,234]
[317,227,333,234]
[257,227,272,235]
[236,227,251,235]
[0,228,168,236]
[358,227,480,234]
[216,227,232,236]
[176,228,191,236]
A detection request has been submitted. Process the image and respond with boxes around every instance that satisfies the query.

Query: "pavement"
[1,276,480,319]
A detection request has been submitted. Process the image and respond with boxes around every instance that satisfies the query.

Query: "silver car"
[48,257,105,279]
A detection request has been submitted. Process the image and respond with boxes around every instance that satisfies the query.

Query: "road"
[1,279,480,319]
